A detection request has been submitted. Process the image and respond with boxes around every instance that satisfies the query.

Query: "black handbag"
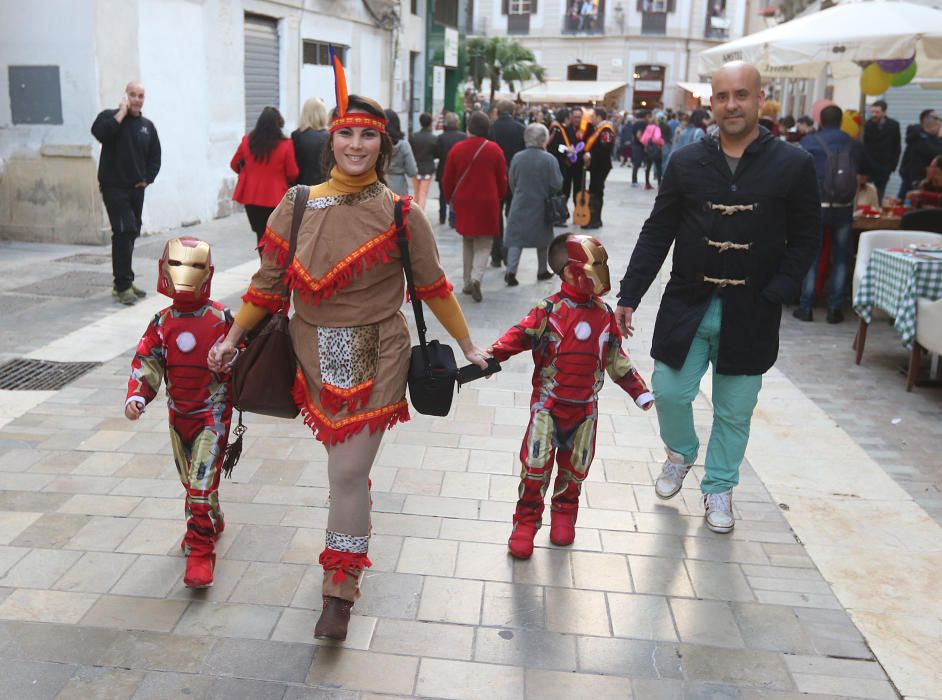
[395,200,459,416]
[545,192,569,225]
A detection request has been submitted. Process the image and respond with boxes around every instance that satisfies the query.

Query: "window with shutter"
[508,0,532,32]
[639,0,667,33]
[705,0,729,38]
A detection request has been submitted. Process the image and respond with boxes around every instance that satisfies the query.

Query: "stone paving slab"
[0,170,912,698]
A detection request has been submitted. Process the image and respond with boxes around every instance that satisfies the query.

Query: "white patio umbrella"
[699,0,942,79]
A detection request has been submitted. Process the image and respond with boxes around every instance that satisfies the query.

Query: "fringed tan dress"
[241,170,453,444]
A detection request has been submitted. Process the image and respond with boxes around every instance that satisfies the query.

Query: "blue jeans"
[799,206,853,311]
[652,297,763,494]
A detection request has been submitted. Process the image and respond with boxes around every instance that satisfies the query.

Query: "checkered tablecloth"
[853,248,942,348]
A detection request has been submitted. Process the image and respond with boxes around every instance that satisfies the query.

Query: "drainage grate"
[0,358,101,391]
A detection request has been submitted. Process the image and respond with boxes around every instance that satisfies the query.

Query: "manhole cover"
[14,271,113,298]
[0,358,101,390]
[54,253,110,265]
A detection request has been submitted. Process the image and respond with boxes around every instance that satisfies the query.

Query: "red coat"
[441,136,507,237]
[231,136,299,207]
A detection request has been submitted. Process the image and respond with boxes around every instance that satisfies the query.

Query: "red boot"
[183,509,216,588]
[508,514,539,559]
[184,551,215,588]
[549,509,576,546]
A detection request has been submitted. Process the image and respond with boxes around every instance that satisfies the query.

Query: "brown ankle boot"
[314,596,354,640]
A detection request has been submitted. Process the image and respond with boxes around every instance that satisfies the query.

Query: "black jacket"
[91,110,161,189]
[618,128,821,375]
[434,128,468,181]
[488,114,525,172]
[899,124,942,183]
[410,127,438,176]
[291,127,328,185]
[863,116,901,179]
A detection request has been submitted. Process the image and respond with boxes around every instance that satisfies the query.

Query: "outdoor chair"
[907,297,942,391]
[852,229,942,364]
[901,208,942,234]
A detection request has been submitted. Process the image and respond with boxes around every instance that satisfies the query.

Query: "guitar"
[572,171,591,227]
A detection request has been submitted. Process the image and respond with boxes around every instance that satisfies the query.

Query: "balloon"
[812,99,835,125]
[891,61,918,87]
[878,54,915,74]
[841,111,860,138]
[860,63,893,96]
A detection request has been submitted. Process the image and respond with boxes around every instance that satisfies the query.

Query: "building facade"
[466,0,748,111]
[0,0,412,245]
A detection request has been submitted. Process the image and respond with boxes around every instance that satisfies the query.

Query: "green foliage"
[464,36,546,105]
[778,0,817,21]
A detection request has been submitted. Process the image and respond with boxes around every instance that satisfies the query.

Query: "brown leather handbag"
[231,185,308,419]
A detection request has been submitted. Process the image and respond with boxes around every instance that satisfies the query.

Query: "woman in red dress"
[231,106,300,247]
[442,111,508,303]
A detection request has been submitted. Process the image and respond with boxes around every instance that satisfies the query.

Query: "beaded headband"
[329,114,387,133]
[328,44,387,134]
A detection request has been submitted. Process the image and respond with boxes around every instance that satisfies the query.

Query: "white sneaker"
[703,490,735,533]
[654,449,692,499]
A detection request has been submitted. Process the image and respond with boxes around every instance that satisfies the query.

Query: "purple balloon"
[877,54,916,74]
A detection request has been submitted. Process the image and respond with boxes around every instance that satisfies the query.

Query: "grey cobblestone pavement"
[777,312,942,526]
[0,167,914,698]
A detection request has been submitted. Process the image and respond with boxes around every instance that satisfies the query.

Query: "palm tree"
[466,36,546,105]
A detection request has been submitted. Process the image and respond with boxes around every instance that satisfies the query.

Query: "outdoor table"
[853,247,942,348]
[852,214,901,233]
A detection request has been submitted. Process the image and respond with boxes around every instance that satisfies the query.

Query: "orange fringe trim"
[319,549,372,583]
[319,380,374,414]
[257,213,410,306]
[409,274,454,302]
[292,368,409,445]
[241,284,287,314]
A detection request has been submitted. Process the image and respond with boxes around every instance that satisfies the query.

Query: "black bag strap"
[393,198,432,371]
[287,185,308,268]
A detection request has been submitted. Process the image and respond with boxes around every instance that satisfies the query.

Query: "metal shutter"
[244,14,279,132]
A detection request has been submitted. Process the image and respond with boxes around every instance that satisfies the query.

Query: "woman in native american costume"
[209,53,489,641]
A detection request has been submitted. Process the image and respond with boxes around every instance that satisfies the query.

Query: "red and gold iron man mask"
[566,234,611,296]
[157,237,214,302]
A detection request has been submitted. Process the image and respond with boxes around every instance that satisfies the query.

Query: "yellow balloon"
[841,111,860,138]
[860,63,892,96]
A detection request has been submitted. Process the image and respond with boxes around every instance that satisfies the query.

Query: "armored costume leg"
[169,413,227,588]
[548,407,598,546]
[508,410,557,559]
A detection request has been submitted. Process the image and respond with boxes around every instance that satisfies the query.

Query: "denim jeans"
[652,297,763,494]
[799,206,853,311]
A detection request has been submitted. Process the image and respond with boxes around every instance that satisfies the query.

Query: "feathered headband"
[328,45,387,134]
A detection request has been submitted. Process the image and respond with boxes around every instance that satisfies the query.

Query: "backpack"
[814,134,858,204]
[645,140,662,161]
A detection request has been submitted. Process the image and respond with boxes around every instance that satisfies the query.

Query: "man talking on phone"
[91,81,161,305]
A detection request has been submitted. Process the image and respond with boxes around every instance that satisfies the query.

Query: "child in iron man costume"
[489,234,654,559]
[125,237,234,587]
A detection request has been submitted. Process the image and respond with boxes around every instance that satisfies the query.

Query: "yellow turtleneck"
[233,168,470,341]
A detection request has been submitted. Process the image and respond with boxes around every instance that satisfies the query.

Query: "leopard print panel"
[317,325,380,389]
[285,182,384,209]
[326,530,369,554]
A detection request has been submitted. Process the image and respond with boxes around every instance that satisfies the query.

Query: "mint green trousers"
[652,297,762,494]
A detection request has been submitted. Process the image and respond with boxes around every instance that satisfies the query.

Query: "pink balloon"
[812,99,835,125]
[877,54,916,74]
